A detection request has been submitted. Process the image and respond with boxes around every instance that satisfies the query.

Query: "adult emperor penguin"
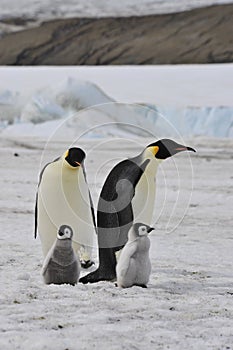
[116,223,154,288]
[35,147,96,268]
[42,224,80,285]
[80,138,195,283]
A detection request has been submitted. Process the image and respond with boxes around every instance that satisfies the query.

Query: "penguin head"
[64,147,86,168]
[57,225,73,240]
[130,222,154,239]
[146,139,196,160]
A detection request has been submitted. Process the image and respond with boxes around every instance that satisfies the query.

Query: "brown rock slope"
[0,4,232,65]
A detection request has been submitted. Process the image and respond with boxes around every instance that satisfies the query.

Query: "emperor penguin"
[42,224,80,285]
[116,223,154,288]
[35,147,96,268]
[80,138,196,284]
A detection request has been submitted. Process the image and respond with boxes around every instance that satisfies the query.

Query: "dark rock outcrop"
[0,4,232,65]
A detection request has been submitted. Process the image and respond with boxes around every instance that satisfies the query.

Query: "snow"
[2,0,232,36]
[0,64,233,348]
[1,65,233,138]
[0,0,232,21]
[1,136,233,349]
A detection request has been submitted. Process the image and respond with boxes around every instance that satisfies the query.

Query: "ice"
[21,95,67,124]
[1,72,233,139]
[0,90,17,105]
[55,78,114,110]
[159,106,233,138]
[0,89,22,125]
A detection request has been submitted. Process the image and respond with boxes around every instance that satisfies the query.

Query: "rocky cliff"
[0,4,232,65]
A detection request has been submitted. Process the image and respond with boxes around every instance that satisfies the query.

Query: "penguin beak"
[175,147,196,152]
[75,161,81,166]
[147,227,155,233]
[174,146,196,153]
[187,146,196,152]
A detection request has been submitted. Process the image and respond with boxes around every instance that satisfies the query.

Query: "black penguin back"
[97,157,150,250]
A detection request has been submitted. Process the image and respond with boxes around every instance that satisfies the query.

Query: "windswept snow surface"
[0,137,233,350]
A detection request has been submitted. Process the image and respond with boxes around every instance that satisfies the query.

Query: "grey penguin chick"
[116,223,154,288]
[42,225,80,285]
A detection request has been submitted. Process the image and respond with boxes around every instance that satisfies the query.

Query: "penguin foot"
[79,268,116,284]
[80,260,95,269]
[135,284,147,288]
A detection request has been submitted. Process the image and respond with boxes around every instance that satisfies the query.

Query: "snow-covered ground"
[1,136,233,350]
[0,0,232,36]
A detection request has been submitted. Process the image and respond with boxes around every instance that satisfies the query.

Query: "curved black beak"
[186,146,196,153]
[147,227,155,233]
[174,146,196,153]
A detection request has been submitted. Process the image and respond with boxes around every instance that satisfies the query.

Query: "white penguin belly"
[38,161,95,259]
[132,159,158,225]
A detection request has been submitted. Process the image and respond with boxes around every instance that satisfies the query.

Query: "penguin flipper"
[38,157,60,187]
[41,240,57,276]
[127,158,150,189]
[34,157,60,239]
[117,243,137,277]
[41,257,51,276]
[34,191,38,239]
[117,257,137,288]
[82,163,97,230]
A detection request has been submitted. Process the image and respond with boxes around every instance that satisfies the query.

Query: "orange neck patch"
[147,146,159,156]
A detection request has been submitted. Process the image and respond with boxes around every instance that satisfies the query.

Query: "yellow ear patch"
[148,146,159,156]
[64,150,69,158]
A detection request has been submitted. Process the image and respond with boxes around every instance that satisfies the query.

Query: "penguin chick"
[116,223,154,288]
[42,225,80,285]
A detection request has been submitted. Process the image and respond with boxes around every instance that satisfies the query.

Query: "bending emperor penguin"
[42,225,80,285]
[35,147,96,268]
[80,138,196,284]
[116,223,154,288]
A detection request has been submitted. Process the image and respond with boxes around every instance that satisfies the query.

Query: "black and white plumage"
[34,147,96,268]
[80,139,196,284]
[42,225,80,285]
[116,223,154,288]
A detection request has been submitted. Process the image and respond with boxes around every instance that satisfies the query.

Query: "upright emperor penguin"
[116,223,154,288]
[42,224,80,285]
[35,147,96,268]
[80,138,195,284]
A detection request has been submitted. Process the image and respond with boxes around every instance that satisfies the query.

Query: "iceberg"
[1,78,233,139]
[0,90,22,125]
[159,106,233,138]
